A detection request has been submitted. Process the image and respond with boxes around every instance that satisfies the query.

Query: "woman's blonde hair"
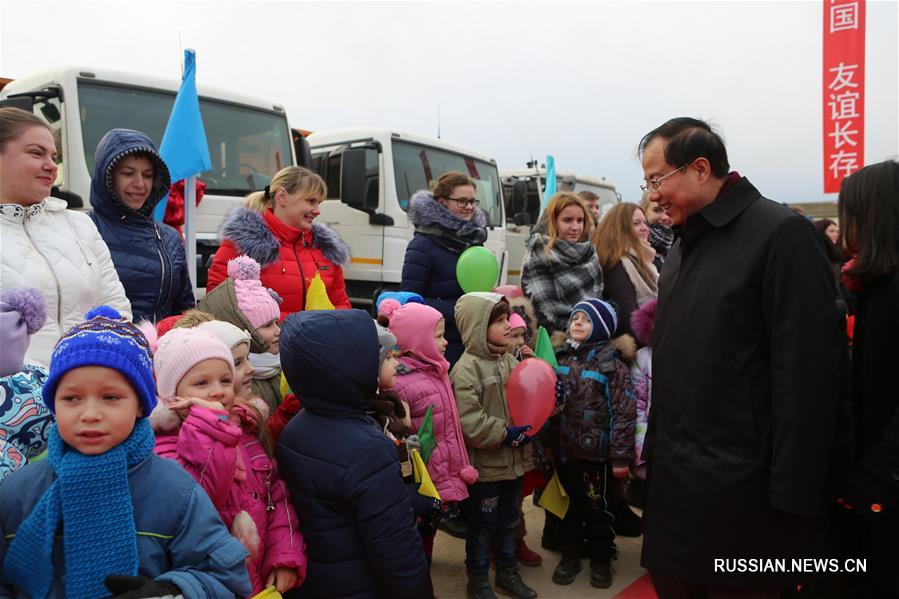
[171,309,216,329]
[245,166,327,213]
[593,202,654,281]
[543,192,593,254]
[0,107,51,152]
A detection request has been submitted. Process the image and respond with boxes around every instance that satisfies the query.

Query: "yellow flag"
[250,586,282,599]
[537,469,569,519]
[280,372,291,398]
[411,449,441,500]
[305,272,335,310]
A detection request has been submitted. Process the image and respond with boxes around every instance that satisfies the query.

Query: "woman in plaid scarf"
[521,193,603,334]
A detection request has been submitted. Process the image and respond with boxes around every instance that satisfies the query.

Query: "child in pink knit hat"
[378,300,478,565]
[145,325,307,595]
[197,255,284,411]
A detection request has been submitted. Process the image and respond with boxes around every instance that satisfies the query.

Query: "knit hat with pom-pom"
[0,287,47,376]
[570,298,618,344]
[149,327,236,401]
[227,256,280,328]
[375,291,423,317]
[42,306,156,416]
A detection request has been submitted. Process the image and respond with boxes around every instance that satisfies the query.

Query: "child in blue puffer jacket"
[0,306,251,598]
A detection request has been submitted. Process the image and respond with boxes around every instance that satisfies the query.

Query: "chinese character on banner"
[830,2,860,32]
[823,0,866,193]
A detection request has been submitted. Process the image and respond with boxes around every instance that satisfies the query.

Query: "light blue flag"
[542,154,556,211]
[154,49,212,221]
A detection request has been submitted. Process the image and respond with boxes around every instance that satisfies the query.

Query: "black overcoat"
[641,177,845,587]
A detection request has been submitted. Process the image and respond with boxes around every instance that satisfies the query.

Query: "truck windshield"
[572,182,619,207]
[392,140,503,227]
[78,81,293,194]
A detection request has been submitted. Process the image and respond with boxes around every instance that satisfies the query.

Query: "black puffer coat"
[277,310,432,599]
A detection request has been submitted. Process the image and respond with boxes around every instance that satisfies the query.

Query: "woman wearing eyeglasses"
[401,171,488,367]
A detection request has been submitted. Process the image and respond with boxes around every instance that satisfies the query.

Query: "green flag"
[417,405,437,463]
[534,326,558,368]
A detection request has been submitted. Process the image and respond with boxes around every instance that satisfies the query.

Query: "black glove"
[104,575,181,598]
[407,483,442,517]
[555,377,567,406]
[503,425,533,447]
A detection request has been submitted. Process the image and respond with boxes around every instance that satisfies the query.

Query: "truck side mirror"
[511,180,527,216]
[294,133,313,169]
[0,97,34,111]
[340,147,368,210]
[340,146,380,214]
[51,187,83,209]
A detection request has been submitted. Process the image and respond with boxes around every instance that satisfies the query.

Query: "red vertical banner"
[823,0,865,193]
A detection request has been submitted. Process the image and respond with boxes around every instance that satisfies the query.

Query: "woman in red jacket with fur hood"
[207,167,351,319]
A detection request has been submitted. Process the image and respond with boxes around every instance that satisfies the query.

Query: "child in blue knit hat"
[0,306,251,599]
[549,298,636,590]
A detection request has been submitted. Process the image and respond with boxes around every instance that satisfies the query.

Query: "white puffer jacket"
[1,198,132,366]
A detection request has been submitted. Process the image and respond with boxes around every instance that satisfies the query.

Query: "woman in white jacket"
[0,107,130,366]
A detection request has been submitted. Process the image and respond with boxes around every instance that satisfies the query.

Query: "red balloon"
[507,358,557,436]
[493,285,524,299]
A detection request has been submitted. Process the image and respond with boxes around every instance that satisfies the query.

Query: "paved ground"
[431,500,650,598]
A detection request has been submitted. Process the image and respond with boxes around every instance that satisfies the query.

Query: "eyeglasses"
[446,197,480,208]
[640,164,687,194]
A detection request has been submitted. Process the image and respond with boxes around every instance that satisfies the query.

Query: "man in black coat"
[638,118,845,596]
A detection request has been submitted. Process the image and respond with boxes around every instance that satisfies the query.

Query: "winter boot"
[551,551,582,585]
[611,500,642,537]
[516,538,542,567]
[540,511,562,552]
[495,567,537,599]
[467,574,497,599]
[589,560,613,589]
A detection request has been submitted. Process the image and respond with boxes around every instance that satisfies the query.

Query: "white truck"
[501,166,620,285]
[306,128,508,307]
[0,66,296,287]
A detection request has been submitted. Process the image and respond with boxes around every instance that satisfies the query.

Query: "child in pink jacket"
[145,325,306,595]
[379,299,478,561]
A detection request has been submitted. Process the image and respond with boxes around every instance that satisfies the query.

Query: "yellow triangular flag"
[305,272,335,310]
[250,586,283,599]
[280,372,291,398]
[537,469,569,519]
[411,449,441,501]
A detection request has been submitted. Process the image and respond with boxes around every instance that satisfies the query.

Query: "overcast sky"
[2,0,897,203]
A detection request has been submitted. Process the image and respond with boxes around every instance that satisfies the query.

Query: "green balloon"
[456,246,500,293]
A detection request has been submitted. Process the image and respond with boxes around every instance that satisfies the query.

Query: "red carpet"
[614,573,658,598]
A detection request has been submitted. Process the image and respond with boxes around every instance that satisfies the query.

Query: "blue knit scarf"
[4,418,155,599]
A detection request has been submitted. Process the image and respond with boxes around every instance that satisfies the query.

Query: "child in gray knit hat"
[369,321,411,440]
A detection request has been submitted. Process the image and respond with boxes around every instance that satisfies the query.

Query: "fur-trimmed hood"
[408,190,487,236]
[552,332,637,361]
[630,298,658,347]
[220,207,350,268]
